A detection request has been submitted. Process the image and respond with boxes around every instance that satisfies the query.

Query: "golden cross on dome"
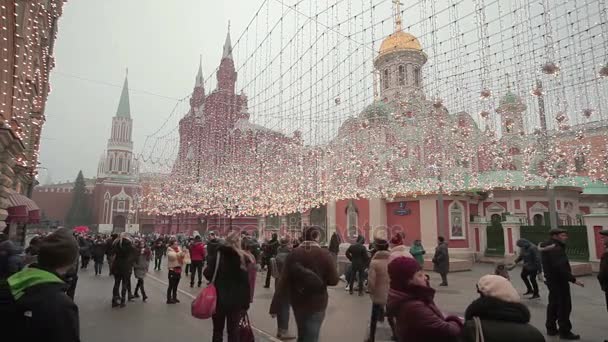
[393,0,403,32]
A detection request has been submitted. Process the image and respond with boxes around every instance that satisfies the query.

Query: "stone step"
[423,258,473,272]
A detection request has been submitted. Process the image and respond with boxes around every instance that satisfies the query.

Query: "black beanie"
[38,228,79,269]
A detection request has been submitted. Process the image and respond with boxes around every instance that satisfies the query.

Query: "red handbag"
[191,253,220,319]
[238,312,255,342]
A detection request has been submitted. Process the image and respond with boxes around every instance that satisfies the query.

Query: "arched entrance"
[113,215,126,233]
[309,205,327,243]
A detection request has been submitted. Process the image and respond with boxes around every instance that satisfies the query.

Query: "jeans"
[348,264,365,294]
[190,260,204,286]
[521,268,539,295]
[167,269,181,301]
[94,261,103,275]
[546,281,572,334]
[113,273,132,302]
[134,278,147,298]
[154,256,162,270]
[293,310,326,342]
[212,309,242,342]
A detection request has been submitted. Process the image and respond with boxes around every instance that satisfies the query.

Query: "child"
[495,262,510,280]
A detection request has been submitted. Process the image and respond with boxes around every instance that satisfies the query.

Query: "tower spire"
[116,70,131,118]
[393,0,403,32]
[195,54,204,87]
[222,22,233,60]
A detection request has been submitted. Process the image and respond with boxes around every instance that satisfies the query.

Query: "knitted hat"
[388,256,421,290]
[477,275,521,303]
[38,228,79,269]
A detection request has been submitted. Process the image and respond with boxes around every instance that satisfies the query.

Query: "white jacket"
[166,246,184,270]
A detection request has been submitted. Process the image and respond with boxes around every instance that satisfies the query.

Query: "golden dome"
[379,31,422,55]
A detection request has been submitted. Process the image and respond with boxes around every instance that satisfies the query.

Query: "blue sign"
[394,202,411,216]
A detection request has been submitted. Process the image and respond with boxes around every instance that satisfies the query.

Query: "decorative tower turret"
[217,25,237,93]
[374,0,427,103]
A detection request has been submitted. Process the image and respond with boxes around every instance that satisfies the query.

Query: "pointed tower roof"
[116,71,131,118]
[222,23,233,60]
[195,55,204,87]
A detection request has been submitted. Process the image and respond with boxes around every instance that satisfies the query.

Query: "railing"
[520,225,589,261]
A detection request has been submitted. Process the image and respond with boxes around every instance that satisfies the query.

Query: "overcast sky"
[40,0,262,183]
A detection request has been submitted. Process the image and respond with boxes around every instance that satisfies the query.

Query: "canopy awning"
[6,190,40,224]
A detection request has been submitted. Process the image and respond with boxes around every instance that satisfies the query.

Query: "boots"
[276,329,296,340]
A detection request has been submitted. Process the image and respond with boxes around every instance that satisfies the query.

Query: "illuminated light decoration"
[582,108,594,119]
[479,110,490,119]
[599,64,608,78]
[530,85,543,97]
[541,61,560,75]
[479,89,492,99]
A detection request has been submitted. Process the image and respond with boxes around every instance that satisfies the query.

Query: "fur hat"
[38,228,79,269]
[389,234,404,246]
[388,256,421,290]
[477,275,521,303]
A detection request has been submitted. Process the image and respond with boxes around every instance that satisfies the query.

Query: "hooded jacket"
[386,284,463,342]
[461,296,545,342]
[514,239,542,272]
[203,245,251,312]
[3,266,80,342]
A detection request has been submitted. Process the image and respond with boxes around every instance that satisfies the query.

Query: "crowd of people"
[0,225,607,342]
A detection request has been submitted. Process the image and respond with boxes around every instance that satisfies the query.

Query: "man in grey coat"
[432,236,449,286]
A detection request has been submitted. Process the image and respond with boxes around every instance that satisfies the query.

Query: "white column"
[420,197,438,248]
[369,197,387,239]
[327,200,337,237]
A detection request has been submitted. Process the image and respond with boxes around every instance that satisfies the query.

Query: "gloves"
[445,315,464,328]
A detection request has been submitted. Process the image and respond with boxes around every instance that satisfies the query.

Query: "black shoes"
[142,295,148,302]
[559,333,580,340]
[132,293,140,298]
[523,290,533,295]
[546,329,558,336]
[166,299,176,304]
[529,294,540,299]
[439,283,448,286]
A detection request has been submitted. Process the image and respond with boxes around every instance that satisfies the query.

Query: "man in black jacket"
[541,228,584,340]
[598,230,608,312]
[263,233,280,288]
[2,228,80,342]
[345,235,369,296]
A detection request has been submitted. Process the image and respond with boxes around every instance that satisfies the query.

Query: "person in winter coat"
[166,239,184,304]
[78,236,92,269]
[183,247,192,276]
[189,235,206,287]
[461,275,545,342]
[432,236,450,286]
[105,234,117,276]
[91,236,106,276]
[152,239,165,271]
[409,240,425,266]
[386,256,463,342]
[509,239,542,298]
[270,227,339,342]
[264,233,280,288]
[206,231,222,266]
[597,229,608,342]
[345,235,370,296]
[366,238,396,342]
[0,233,24,279]
[133,239,151,302]
[111,233,136,307]
[2,228,80,342]
[541,228,584,340]
[270,238,295,340]
[204,231,254,342]
[388,233,413,263]
[328,232,341,263]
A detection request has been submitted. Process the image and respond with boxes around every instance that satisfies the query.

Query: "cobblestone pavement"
[77,261,606,342]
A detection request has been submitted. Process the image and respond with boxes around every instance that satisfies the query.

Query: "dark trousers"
[66,275,78,300]
[167,270,181,301]
[134,278,146,297]
[521,268,539,295]
[440,272,448,285]
[546,281,572,334]
[185,263,191,275]
[154,256,162,270]
[81,256,90,269]
[265,263,273,288]
[94,258,104,275]
[190,260,204,286]
[113,273,132,302]
[368,304,396,342]
[348,264,365,294]
[212,309,242,342]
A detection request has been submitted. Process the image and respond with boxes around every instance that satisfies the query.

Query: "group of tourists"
[0,224,607,342]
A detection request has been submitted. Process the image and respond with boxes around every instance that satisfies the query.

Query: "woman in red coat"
[386,256,463,342]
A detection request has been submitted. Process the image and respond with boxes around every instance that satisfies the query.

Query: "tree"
[65,170,92,228]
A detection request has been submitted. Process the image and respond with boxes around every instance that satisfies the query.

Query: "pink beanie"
[477,275,521,303]
[388,256,421,291]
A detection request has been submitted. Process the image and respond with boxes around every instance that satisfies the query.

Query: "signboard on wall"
[394,202,411,216]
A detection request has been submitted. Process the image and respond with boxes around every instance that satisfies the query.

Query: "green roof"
[359,101,395,120]
[116,75,131,118]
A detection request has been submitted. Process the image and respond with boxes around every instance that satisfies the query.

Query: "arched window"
[398,65,405,85]
[118,156,124,172]
[109,155,114,171]
[491,214,502,227]
[414,67,421,86]
[449,201,465,239]
[127,157,131,173]
[383,69,390,89]
[346,199,359,238]
[533,213,544,226]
